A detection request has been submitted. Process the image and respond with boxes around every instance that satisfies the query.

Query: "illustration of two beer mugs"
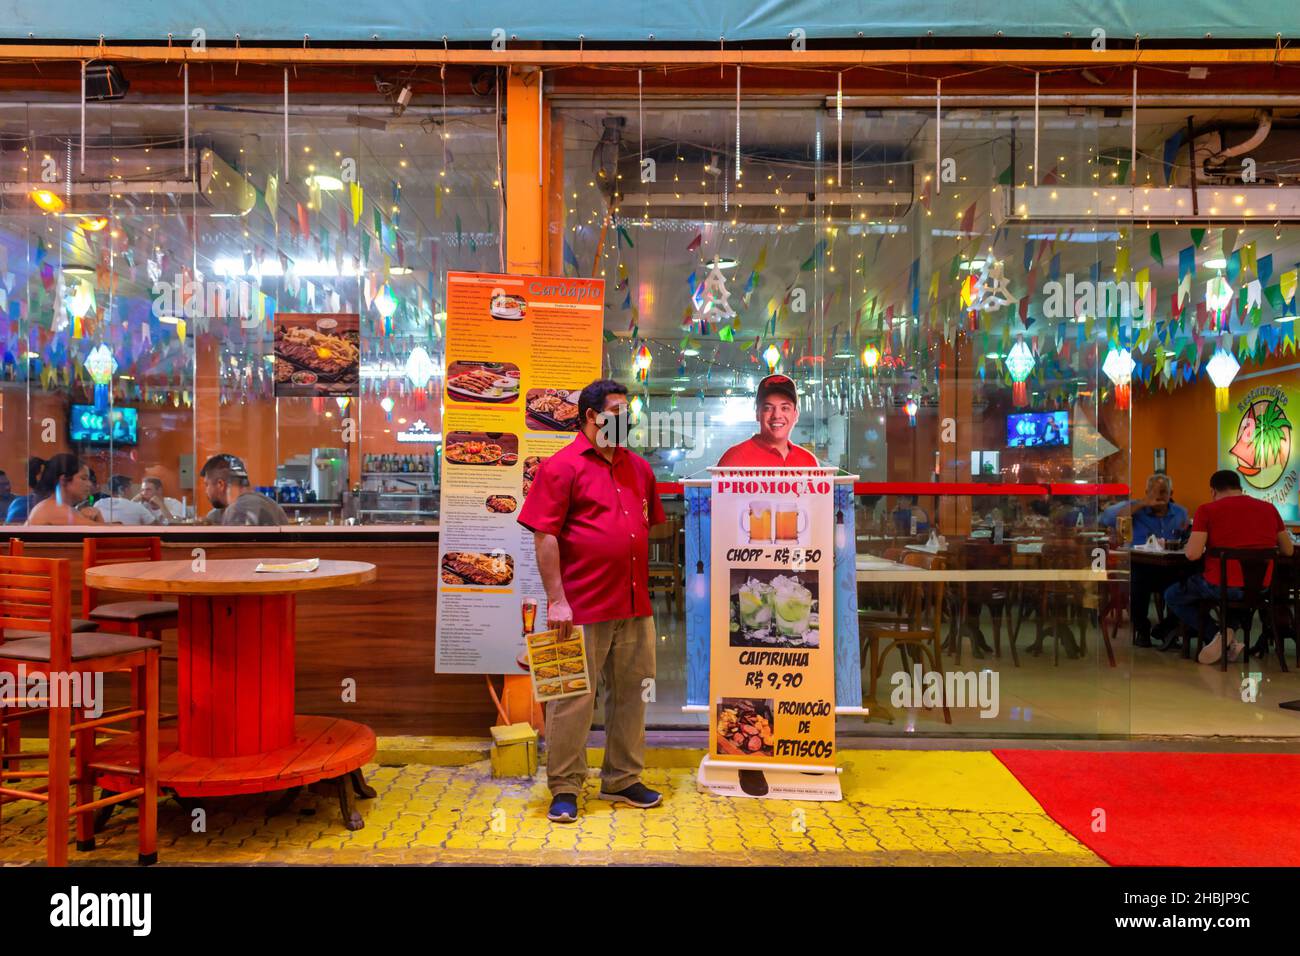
[740,500,808,544]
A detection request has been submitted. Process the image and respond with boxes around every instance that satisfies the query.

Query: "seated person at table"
[1100,474,1188,544]
[892,495,930,534]
[136,476,185,523]
[6,457,46,524]
[199,453,288,526]
[1022,499,1052,532]
[94,474,158,525]
[716,374,819,467]
[1154,470,1293,662]
[0,469,13,517]
[1099,475,1189,646]
[26,454,105,526]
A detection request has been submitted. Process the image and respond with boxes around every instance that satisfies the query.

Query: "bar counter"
[0,525,499,736]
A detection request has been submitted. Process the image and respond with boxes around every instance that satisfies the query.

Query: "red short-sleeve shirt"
[517,431,666,625]
[716,436,819,468]
[1191,494,1285,587]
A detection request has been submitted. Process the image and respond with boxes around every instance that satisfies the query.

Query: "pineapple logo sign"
[1226,385,1297,515]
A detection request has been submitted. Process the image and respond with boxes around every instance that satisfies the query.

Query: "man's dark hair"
[109,474,133,497]
[200,454,250,487]
[142,476,163,491]
[1209,469,1242,492]
[577,379,628,425]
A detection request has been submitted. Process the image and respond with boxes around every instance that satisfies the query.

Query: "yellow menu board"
[434,272,604,674]
[708,467,838,768]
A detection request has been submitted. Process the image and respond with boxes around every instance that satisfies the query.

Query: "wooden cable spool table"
[84,558,379,829]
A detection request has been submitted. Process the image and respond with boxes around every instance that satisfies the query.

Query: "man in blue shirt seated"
[1099,474,1189,647]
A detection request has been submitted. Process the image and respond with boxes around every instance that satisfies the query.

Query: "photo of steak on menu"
[273,313,360,397]
[440,551,515,587]
[524,387,581,432]
[445,361,521,404]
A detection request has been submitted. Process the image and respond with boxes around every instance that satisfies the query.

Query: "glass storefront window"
[1,80,503,526]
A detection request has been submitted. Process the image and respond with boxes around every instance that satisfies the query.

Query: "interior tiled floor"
[638,597,1300,738]
[0,750,1099,866]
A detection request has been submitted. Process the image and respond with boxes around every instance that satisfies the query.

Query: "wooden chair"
[1195,548,1284,672]
[860,552,951,724]
[0,555,160,866]
[7,539,98,633]
[82,537,179,639]
[949,540,1017,667]
[1096,550,1125,668]
[1027,540,1090,665]
[647,515,683,614]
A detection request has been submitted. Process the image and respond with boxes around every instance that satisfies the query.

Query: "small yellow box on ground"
[490,722,539,778]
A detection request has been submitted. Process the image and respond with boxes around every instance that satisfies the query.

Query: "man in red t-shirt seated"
[1156,469,1294,663]
[716,374,819,468]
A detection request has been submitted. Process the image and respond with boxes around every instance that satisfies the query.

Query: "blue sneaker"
[598,782,662,808]
[547,793,579,823]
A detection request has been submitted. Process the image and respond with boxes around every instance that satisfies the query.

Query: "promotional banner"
[707,467,838,777]
[1219,374,1299,522]
[435,272,604,674]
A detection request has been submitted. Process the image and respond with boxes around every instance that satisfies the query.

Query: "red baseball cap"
[756,374,798,406]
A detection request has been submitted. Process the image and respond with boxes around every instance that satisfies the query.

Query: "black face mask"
[594,411,631,448]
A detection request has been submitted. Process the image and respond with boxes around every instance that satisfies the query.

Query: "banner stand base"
[697,755,843,801]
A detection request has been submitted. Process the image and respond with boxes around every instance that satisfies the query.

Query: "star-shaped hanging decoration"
[699,262,735,320]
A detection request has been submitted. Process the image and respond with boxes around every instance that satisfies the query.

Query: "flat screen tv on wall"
[69,405,138,445]
[1006,411,1069,448]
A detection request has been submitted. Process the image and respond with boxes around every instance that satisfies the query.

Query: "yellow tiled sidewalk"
[0,749,1101,866]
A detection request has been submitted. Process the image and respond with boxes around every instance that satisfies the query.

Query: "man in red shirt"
[517,378,666,823]
[1158,469,1294,663]
[716,374,819,467]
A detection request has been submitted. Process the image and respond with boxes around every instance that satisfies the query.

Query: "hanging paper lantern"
[1102,347,1137,410]
[1205,275,1233,324]
[905,395,919,427]
[404,345,437,389]
[1006,339,1036,407]
[380,395,395,420]
[861,343,880,371]
[633,344,652,382]
[375,285,398,319]
[763,343,781,373]
[64,278,95,338]
[629,394,644,423]
[1206,346,1241,413]
[84,343,117,413]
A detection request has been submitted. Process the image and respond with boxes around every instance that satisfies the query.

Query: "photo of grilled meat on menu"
[272,313,360,397]
[440,551,515,587]
[525,387,581,431]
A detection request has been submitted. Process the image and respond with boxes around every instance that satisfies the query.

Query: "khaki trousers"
[545,615,656,796]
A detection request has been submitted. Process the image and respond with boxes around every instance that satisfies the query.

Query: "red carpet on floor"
[993,750,1300,867]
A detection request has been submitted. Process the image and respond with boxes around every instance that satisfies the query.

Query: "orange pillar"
[505,67,545,276]
[939,337,974,536]
[194,334,221,483]
[500,65,548,731]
